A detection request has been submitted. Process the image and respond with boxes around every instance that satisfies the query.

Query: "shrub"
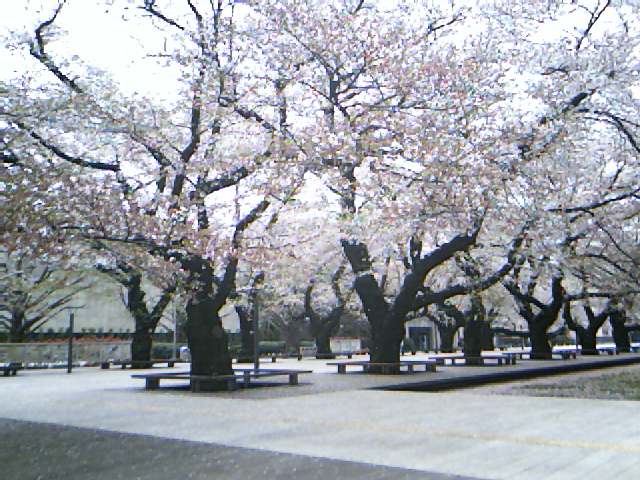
[402,337,417,354]
[258,340,286,354]
[152,343,179,359]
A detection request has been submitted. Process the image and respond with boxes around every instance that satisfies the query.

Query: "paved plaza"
[2,356,640,479]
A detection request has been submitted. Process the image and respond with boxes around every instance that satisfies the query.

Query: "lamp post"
[251,283,260,372]
[67,312,74,374]
[172,300,177,360]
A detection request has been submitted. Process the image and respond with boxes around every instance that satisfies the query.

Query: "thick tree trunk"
[182,256,236,390]
[315,333,332,356]
[123,273,174,367]
[8,307,27,342]
[437,323,459,353]
[463,319,483,364]
[529,321,553,359]
[610,310,631,352]
[368,314,405,370]
[186,295,233,389]
[481,321,494,351]
[8,327,25,343]
[131,330,153,366]
[581,328,598,355]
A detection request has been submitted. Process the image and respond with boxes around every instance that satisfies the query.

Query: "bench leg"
[288,373,299,385]
[407,365,414,374]
[101,362,110,369]
[145,378,160,390]
[271,355,277,363]
[2,369,8,377]
[337,365,346,374]
[428,363,436,372]
[121,363,127,369]
[167,361,175,367]
[347,353,352,359]
[243,371,251,387]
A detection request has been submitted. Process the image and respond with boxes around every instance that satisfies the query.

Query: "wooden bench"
[132,369,312,392]
[101,358,188,369]
[327,360,436,374]
[1,362,21,377]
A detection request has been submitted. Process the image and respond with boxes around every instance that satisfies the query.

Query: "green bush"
[152,342,181,359]
[298,340,315,348]
[401,337,417,354]
[258,340,286,354]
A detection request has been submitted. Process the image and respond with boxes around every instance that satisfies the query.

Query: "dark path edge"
[0,417,484,480]
[376,355,640,392]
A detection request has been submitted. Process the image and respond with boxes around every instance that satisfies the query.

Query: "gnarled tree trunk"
[183,256,236,390]
[504,275,564,360]
[563,302,609,355]
[610,309,631,353]
[306,266,347,357]
[528,320,553,359]
[436,322,460,353]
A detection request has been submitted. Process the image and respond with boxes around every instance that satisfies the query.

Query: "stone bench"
[101,358,188,369]
[431,354,517,366]
[132,369,312,392]
[327,360,436,374]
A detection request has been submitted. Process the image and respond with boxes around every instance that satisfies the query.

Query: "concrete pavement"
[2,359,639,479]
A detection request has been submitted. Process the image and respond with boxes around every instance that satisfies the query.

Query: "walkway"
[1,357,639,479]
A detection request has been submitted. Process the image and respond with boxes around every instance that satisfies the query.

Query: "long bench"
[132,368,312,392]
[504,349,578,360]
[297,348,367,361]
[327,360,436,374]
[1,362,22,377]
[430,353,517,366]
[101,358,188,369]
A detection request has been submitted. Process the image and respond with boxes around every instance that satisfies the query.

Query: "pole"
[172,301,177,360]
[252,288,260,372]
[67,312,74,374]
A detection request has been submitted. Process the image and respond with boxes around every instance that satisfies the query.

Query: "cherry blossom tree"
[1,1,304,387]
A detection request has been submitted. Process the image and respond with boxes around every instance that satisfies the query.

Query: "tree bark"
[120,270,174,366]
[8,307,26,342]
[436,322,460,353]
[480,321,495,351]
[610,309,631,352]
[305,270,345,357]
[463,318,484,364]
[505,275,564,360]
[183,256,235,390]
[564,302,610,355]
[529,320,553,359]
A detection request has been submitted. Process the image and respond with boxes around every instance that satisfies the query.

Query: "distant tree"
[0,250,90,342]
[608,303,640,353]
[97,256,175,365]
[563,300,612,355]
[234,271,264,362]
[304,264,349,356]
